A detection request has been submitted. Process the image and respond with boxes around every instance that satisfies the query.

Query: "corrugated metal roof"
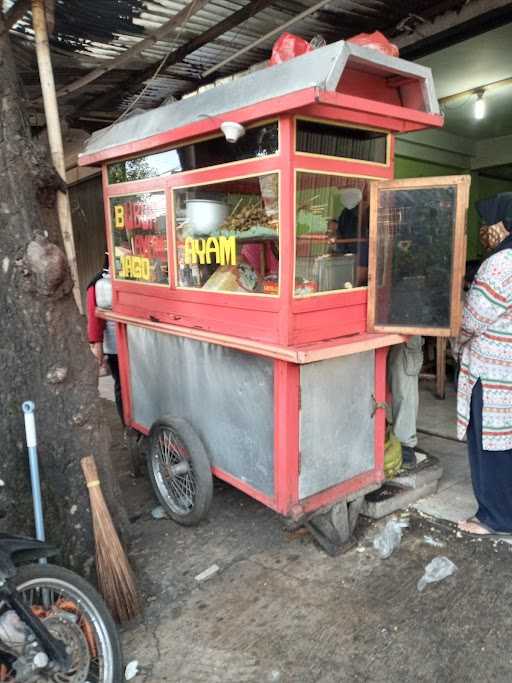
[4,0,469,129]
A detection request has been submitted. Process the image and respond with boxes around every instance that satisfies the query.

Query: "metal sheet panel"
[299,351,375,500]
[82,40,351,157]
[80,39,438,158]
[127,325,275,496]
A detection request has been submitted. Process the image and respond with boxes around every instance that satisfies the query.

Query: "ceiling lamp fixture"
[474,90,486,120]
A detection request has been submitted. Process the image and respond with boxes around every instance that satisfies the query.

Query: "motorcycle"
[0,533,123,682]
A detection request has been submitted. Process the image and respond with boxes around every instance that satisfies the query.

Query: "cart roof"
[79,40,440,166]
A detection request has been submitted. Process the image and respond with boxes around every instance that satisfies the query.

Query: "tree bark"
[0,12,128,577]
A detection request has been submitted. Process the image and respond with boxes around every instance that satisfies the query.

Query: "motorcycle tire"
[14,563,123,683]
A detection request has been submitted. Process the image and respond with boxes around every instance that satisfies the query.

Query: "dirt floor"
[105,401,512,683]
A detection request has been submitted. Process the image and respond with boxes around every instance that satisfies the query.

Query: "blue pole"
[22,401,46,563]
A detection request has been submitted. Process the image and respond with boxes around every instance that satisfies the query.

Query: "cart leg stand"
[305,495,364,557]
[22,401,47,564]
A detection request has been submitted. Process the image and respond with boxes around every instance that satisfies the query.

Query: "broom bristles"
[81,455,139,623]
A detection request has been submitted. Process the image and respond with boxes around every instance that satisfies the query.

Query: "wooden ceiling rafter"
[2,0,31,33]
[50,0,211,100]
[70,0,278,121]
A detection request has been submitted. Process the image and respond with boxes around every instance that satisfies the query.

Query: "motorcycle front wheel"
[12,563,123,683]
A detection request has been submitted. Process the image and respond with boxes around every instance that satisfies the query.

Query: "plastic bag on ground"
[373,517,408,559]
[417,556,457,592]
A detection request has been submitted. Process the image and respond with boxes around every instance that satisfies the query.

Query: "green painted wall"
[394,156,512,259]
[394,156,463,181]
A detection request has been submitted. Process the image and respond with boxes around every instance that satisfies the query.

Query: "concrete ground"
[101,376,512,682]
[414,379,477,524]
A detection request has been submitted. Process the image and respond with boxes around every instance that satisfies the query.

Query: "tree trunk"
[0,12,128,576]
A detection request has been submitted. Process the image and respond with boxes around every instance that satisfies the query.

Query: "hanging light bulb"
[474,90,486,120]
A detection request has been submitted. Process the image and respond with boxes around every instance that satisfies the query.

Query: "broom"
[81,455,140,623]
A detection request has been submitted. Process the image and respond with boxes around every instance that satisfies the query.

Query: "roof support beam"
[72,0,277,118]
[124,0,277,92]
[202,0,346,78]
[394,0,512,58]
[53,0,210,99]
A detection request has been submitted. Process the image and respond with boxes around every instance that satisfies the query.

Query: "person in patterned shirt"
[456,193,512,535]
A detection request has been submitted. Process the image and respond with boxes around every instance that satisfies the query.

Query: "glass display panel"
[174,174,279,295]
[296,120,387,164]
[108,121,279,183]
[373,186,457,328]
[109,191,168,284]
[295,172,370,296]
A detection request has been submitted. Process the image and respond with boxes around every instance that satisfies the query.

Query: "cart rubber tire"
[147,416,213,526]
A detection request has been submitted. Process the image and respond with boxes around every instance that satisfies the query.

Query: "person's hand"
[89,342,103,363]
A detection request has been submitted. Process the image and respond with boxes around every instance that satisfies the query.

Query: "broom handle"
[81,455,100,487]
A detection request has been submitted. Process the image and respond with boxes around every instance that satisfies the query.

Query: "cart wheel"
[147,417,213,526]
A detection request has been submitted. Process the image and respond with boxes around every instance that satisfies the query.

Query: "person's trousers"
[388,336,423,448]
[467,379,512,532]
[106,354,124,426]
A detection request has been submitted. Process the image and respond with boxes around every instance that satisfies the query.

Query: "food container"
[263,274,279,295]
[294,277,318,296]
[186,199,229,235]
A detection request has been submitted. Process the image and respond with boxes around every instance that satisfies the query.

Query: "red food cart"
[80,39,469,554]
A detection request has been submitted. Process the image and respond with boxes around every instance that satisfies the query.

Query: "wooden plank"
[367,180,379,333]
[97,310,405,364]
[32,0,82,312]
[436,337,447,400]
[296,333,405,363]
[53,0,210,100]
[202,0,340,78]
[450,176,470,336]
[96,310,301,362]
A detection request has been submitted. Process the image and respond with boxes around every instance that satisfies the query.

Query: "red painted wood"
[318,91,444,130]
[103,155,282,197]
[79,89,319,167]
[115,322,133,427]
[373,346,388,479]
[211,467,277,510]
[291,288,367,312]
[103,176,169,197]
[111,279,280,310]
[299,469,381,514]
[273,360,300,514]
[115,300,280,343]
[292,153,393,179]
[278,115,295,346]
[290,304,367,345]
[300,102,408,133]
[165,187,177,293]
[337,68,403,107]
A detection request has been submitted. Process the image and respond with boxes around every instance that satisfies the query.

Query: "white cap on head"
[339,188,363,210]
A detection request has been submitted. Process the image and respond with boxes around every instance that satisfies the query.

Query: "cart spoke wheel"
[148,417,213,526]
[153,426,196,515]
